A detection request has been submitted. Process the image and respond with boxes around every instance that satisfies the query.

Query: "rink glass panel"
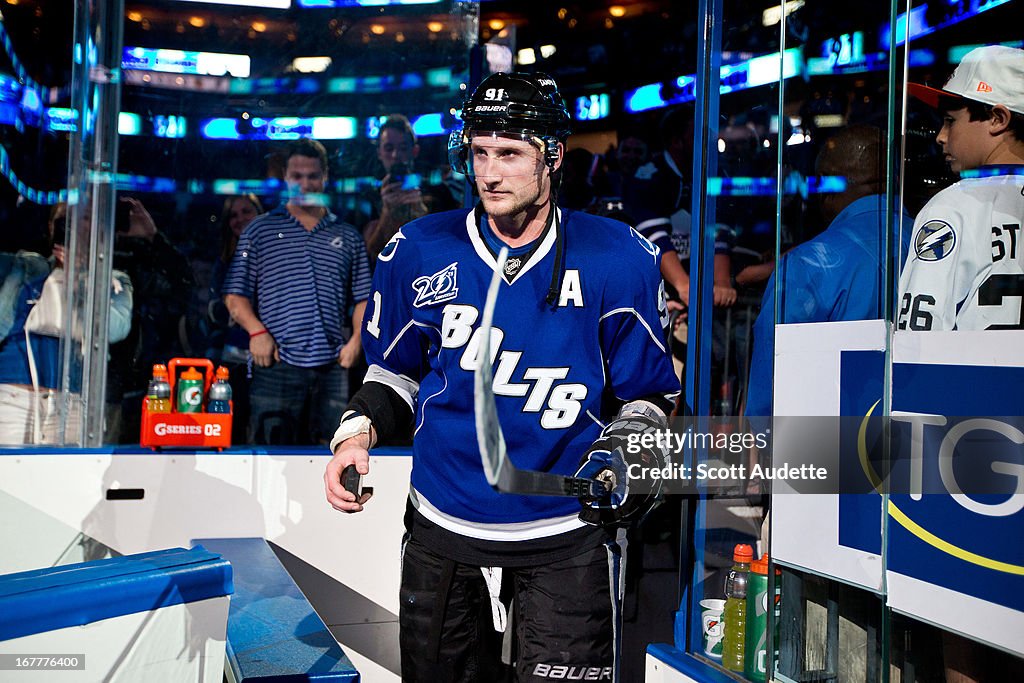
[113,1,477,447]
[759,1,898,681]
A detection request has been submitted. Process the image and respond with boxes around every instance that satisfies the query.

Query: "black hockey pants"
[399,532,623,682]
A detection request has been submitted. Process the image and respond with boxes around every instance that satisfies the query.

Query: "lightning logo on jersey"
[378,230,406,262]
[914,220,957,261]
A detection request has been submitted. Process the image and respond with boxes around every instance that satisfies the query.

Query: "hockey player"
[324,72,679,682]
[899,45,1024,331]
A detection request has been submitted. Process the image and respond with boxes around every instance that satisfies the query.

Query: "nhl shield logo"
[914,220,956,261]
[412,262,459,307]
[504,257,521,277]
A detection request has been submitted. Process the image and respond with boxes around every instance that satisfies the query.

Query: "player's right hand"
[324,440,372,513]
[250,332,278,367]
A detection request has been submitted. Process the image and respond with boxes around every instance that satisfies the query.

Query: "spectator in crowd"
[624,105,736,308]
[223,138,371,445]
[106,196,195,442]
[899,45,1024,331]
[616,133,650,181]
[0,202,132,444]
[559,147,598,210]
[203,194,263,437]
[362,114,458,263]
[901,44,1024,683]
[746,124,910,417]
[325,71,679,683]
[600,132,650,204]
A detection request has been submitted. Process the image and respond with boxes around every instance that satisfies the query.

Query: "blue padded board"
[0,546,233,641]
[195,538,358,682]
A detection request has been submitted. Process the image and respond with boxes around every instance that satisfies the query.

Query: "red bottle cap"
[751,552,781,575]
[180,366,203,381]
[216,366,230,381]
[733,544,754,563]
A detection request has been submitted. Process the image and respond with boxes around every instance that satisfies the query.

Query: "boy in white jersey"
[901,44,1024,683]
[899,45,1024,331]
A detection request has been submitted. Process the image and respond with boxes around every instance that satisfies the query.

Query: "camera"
[115,200,132,234]
[51,215,66,246]
[388,162,421,191]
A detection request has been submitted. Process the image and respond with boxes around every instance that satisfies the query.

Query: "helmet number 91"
[484,88,506,101]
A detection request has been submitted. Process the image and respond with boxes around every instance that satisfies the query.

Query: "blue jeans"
[248,360,349,445]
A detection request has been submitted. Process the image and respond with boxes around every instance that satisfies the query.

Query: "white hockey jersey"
[898,167,1024,331]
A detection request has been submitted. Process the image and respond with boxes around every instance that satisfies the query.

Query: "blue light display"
[574,93,610,121]
[880,0,1014,48]
[153,115,187,139]
[411,113,446,137]
[624,49,801,113]
[0,75,21,103]
[201,116,357,140]
[298,0,442,7]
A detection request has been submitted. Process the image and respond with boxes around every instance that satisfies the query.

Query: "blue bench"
[0,546,232,641]
[0,546,233,681]
[196,537,358,682]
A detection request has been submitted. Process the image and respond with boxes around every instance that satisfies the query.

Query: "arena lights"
[365,113,449,139]
[122,47,251,78]
[625,48,802,113]
[0,75,22,103]
[200,116,357,140]
[879,0,1014,49]
[153,115,187,138]
[290,57,332,73]
[574,93,610,121]
[118,113,142,136]
[410,113,446,137]
[44,107,76,132]
[297,0,442,7]
[169,0,290,8]
[0,103,18,126]
[761,0,805,27]
[702,175,848,198]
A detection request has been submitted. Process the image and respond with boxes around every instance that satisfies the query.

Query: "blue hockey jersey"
[363,207,679,541]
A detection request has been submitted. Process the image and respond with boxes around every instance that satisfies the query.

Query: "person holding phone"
[362,115,461,263]
[362,115,430,264]
[106,196,195,442]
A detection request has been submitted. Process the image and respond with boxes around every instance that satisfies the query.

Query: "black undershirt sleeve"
[348,380,414,445]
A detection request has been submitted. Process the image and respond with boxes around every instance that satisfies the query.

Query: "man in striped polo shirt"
[223,139,372,445]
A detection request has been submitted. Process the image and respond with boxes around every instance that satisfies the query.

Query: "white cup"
[700,598,726,659]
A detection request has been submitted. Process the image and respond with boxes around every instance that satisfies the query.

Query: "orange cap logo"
[977,81,993,93]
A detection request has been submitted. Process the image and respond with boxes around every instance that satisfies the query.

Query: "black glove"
[575,414,668,527]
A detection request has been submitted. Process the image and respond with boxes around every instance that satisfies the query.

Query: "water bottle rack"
[140,357,232,451]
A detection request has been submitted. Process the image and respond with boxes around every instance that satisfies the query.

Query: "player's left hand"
[576,414,668,527]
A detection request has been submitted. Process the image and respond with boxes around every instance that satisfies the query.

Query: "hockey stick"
[474,247,608,499]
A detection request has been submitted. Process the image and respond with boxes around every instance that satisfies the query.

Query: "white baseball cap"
[909,45,1024,115]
